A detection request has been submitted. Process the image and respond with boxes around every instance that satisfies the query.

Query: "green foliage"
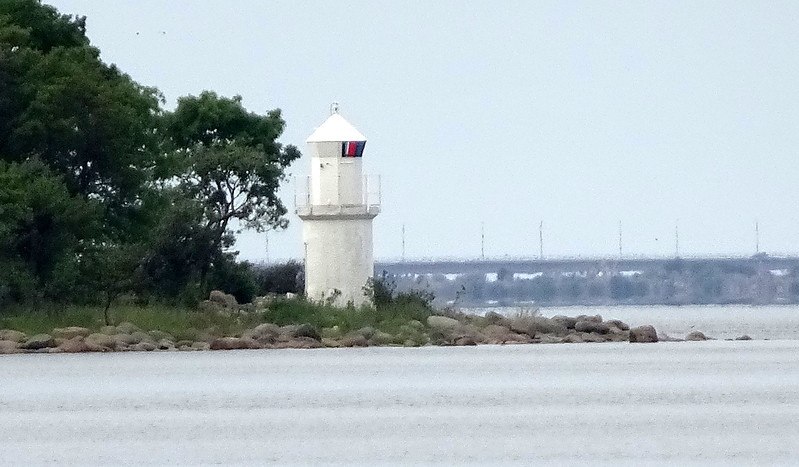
[0,159,98,302]
[208,256,257,304]
[254,261,304,295]
[364,271,435,311]
[265,298,431,335]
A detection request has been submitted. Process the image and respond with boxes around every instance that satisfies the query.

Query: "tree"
[163,92,301,287]
[0,0,163,237]
[0,159,98,303]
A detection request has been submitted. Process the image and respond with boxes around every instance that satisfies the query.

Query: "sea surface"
[2,306,799,465]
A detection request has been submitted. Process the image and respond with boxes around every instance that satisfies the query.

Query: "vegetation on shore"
[1,1,299,312]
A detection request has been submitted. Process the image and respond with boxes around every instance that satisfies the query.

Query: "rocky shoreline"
[0,311,754,355]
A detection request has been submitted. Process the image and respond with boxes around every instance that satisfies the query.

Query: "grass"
[0,298,434,339]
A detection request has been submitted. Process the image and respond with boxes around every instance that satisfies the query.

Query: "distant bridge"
[375,255,799,277]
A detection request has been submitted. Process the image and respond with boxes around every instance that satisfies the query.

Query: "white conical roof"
[306,113,366,143]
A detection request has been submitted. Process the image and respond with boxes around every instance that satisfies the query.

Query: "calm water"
[2,339,799,465]
[469,304,799,340]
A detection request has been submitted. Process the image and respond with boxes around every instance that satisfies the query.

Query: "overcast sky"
[49,0,799,261]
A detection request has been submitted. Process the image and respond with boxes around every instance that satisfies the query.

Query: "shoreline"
[0,310,749,355]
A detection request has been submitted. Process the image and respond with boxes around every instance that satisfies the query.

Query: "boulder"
[551,315,577,329]
[20,334,56,350]
[252,323,281,338]
[735,335,753,341]
[114,333,138,346]
[209,290,238,308]
[275,337,323,349]
[576,314,603,323]
[510,316,567,337]
[130,331,155,344]
[581,332,608,343]
[116,322,140,335]
[338,334,369,347]
[629,325,658,343]
[59,337,94,353]
[563,333,584,344]
[157,339,175,350]
[538,334,564,344]
[293,323,321,341]
[575,320,610,334]
[0,340,20,354]
[133,342,157,351]
[52,327,91,340]
[209,337,259,350]
[454,336,477,346]
[86,333,117,350]
[427,315,460,330]
[606,319,630,331]
[0,329,26,343]
[321,338,341,348]
[191,341,211,351]
[685,331,707,341]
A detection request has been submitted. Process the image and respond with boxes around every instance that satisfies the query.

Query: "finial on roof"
[330,102,340,115]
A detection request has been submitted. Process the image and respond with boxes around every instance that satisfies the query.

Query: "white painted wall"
[300,111,377,308]
[302,217,374,307]
[309,141,364,206]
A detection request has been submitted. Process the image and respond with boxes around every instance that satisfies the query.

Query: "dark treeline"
[0,1,300,310]
[391,258,799,307]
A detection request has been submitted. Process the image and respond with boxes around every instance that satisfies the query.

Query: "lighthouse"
[297,105,380,307]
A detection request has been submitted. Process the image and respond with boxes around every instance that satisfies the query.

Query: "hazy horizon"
[48,0,799,262]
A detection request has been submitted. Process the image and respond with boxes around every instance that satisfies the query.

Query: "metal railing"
[294,174,381,212]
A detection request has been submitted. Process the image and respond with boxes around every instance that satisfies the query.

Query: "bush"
[253,261,303,295]
[208,256,257,304]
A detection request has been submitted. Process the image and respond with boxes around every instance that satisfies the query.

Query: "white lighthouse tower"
[297,105,380,307]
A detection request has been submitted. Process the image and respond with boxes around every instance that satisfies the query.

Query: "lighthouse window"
[341,141,365,158]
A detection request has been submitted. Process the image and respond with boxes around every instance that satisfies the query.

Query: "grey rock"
[116,322,140,335]
[157,339,175,350]
[606,319,630,331]
[133,342,157,351]
[576,314,603,323]
[629,325,658,343]
[0,340,20,354]
[191,341,211,351]
[575,320,610,334]
[454,336,477,346]
[339,334,369,347]
[0,330,26,343]
[209,337,259,350]
[685,331,707,341]
[735,334,753,341]
[209,290,238,308]
[563,333,584,344]
[551,315,578,329]
[86,333,117,349]
[21,334,56,350]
